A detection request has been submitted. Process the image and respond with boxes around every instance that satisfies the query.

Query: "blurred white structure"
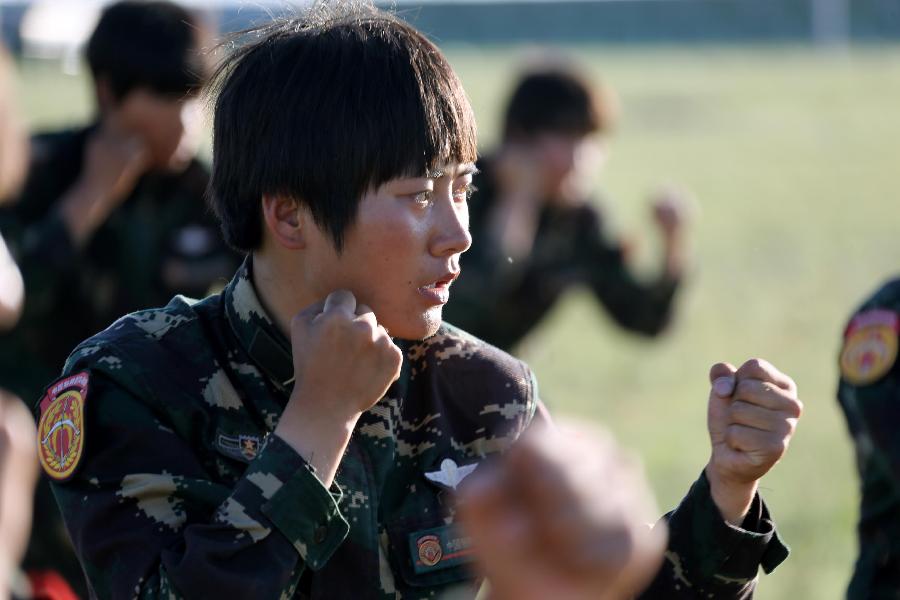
[19,0,102,73]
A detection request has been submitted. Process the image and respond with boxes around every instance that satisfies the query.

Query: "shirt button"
[313,525,328,544]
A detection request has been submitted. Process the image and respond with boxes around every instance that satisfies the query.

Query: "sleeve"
[638,471,789,599]
[837,374,900,492]
[47,355,351,600]
[836,306,900,491]
[579,207,680,337]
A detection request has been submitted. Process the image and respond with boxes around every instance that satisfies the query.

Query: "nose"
[430,192,472,258]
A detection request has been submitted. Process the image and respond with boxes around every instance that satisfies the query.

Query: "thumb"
[709,362,737,398]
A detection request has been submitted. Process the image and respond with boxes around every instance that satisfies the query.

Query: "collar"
[223,255,295,393]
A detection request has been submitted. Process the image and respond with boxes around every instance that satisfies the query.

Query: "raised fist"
[459,422,667,600]
[706,359,802,520]
[289,289,403,422]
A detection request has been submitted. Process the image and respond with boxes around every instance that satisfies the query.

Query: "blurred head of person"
[502,64,617,202]
[87,0,211,172]
[207,3,477,340]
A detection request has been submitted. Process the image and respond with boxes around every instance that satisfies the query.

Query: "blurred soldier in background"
[0,2,237,596]
[837,281,900,597]
[0,0,237,403]
[445,64,690,351]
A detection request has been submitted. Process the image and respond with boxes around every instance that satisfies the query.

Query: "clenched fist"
[275,290,403,486]
[459,422,667,600]
[290,289,403,419]
[705,359,802,523]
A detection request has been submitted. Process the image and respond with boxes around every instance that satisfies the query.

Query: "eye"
[453,183,478,202]
[411,190,434,206]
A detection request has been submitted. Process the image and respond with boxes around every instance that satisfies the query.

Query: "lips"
[418,271,459,305]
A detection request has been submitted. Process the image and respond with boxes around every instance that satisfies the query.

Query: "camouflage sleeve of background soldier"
[579,206,680,337]
[46,345,351,600]
[836,286,900,490]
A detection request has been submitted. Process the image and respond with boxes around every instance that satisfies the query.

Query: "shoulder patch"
[37,371,89,481]
[840,309,899,385]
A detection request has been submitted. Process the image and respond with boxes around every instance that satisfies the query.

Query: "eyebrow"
[428,164,480,179]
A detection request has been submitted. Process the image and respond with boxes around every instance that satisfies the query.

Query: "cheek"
[360,226,422,295]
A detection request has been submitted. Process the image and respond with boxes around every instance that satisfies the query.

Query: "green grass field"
[16,44,900,599]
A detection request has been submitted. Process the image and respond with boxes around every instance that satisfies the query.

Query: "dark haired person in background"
[0,1,237,595]
[445,64,690,351]
[0,0,237,400]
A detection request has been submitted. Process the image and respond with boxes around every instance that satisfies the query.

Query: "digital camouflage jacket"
[838,278,900,598]
[41,260,787,599]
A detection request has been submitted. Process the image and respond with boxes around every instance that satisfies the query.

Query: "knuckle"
[743,358,763,372]
[778,395,802,418]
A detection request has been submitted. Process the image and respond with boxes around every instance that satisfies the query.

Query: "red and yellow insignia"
[840,310,900,386]
[416,535,443,567]
[37,371,89,481]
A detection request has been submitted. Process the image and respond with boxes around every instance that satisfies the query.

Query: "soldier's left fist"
[705,359,802,522]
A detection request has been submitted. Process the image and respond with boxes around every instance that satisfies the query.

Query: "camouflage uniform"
[0,125,238,402]
[837,279,900,598]
[0,125,238,597]
[44,259,787,599]
[445,158,680,351]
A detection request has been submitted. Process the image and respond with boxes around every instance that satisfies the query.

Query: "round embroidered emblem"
[417,535,443,567]
[37,372,89,481]
[841,323,898,386]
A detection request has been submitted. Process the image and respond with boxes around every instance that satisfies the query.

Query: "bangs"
[344,18,479,188]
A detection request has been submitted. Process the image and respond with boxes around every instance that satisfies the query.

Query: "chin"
[386,308,443,341]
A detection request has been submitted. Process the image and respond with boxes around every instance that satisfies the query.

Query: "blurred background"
[2,1,898,598]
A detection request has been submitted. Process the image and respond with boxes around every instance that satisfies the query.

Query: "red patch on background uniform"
[37,372,89,481]
[840,310,900,385]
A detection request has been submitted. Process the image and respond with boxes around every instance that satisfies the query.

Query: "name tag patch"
[409,525,476,574]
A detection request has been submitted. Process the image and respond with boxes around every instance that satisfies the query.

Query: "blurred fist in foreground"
[459,421,667,600]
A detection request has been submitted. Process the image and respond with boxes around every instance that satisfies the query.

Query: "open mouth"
[418,272,459,304]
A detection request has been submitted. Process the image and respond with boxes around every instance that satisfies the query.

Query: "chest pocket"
[384,465,479,591]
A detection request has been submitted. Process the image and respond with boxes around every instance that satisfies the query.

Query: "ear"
[261,194,307,250]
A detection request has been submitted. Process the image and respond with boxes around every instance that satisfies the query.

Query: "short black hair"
[86,0,209,100]
[503,66,614,141]
[207,2,478,252]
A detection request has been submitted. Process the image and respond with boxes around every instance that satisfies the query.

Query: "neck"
[251,247,317,340]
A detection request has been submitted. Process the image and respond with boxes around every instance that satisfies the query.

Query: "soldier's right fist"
[290,289,403,420]
[275,290,402,485]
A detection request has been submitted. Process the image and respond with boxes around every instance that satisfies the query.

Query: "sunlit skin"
[262,163,478,341]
